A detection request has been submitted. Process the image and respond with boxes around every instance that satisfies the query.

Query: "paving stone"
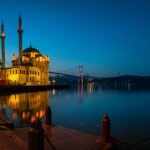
[0,125,27,150]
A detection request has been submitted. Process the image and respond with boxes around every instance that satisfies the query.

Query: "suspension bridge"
[49,66,149,89]
[49,65,101,82]
[4,61,148,88]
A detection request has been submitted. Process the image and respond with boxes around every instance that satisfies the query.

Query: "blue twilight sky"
[0,0,150,76]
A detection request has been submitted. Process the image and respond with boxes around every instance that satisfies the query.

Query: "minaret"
[0,21,5,69]
[18,14,23,65]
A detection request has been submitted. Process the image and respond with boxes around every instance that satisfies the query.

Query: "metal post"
[102,114,110,140]
[28,120,44,150]
[46,106,52,125]
[97,114,118,149]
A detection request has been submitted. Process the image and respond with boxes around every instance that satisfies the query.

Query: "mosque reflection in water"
[0,91,50,126]
[0,84,99,126]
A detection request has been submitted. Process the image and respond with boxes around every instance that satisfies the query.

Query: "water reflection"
[52,89,56,96]
[87,83,94,94]
[0,91,50,126]
[0,85,150,142]
[78,79,83,97]
[0,95,7,111]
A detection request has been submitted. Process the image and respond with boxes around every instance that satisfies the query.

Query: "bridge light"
[52,80,55,84]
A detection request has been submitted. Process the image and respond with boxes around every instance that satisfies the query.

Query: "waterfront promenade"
[0,124,101,150]
[1,124,150,150]
[1,113,150,150]
[14,125,101,150]
[0,110,101,150]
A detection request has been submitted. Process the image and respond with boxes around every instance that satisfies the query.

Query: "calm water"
[0,85,150,142]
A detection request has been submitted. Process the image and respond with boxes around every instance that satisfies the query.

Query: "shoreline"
[0,84,71,95]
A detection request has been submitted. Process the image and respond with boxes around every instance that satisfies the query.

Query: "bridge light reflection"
[78,78,83,97]
[87,83,94,94]
[52,89,56,96]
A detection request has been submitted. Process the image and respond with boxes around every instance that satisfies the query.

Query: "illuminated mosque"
[0,15,50,85]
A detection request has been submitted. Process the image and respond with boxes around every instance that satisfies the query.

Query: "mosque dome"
[23,45,42,57]
[23,45,40,53]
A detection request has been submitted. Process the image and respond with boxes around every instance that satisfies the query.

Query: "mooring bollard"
[28,120,44,150]
[102,114,110,140]
[97,114,118,150]
[46,106,52,125]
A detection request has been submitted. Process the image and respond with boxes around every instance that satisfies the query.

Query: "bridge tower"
[78,65,83,96]
[78,65,83,83]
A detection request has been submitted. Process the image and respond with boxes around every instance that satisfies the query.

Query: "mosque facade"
[0,15,50,85]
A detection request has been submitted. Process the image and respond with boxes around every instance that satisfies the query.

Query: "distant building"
[0,15,50,85]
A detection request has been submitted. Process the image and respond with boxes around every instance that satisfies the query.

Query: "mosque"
[0,15,50,85]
